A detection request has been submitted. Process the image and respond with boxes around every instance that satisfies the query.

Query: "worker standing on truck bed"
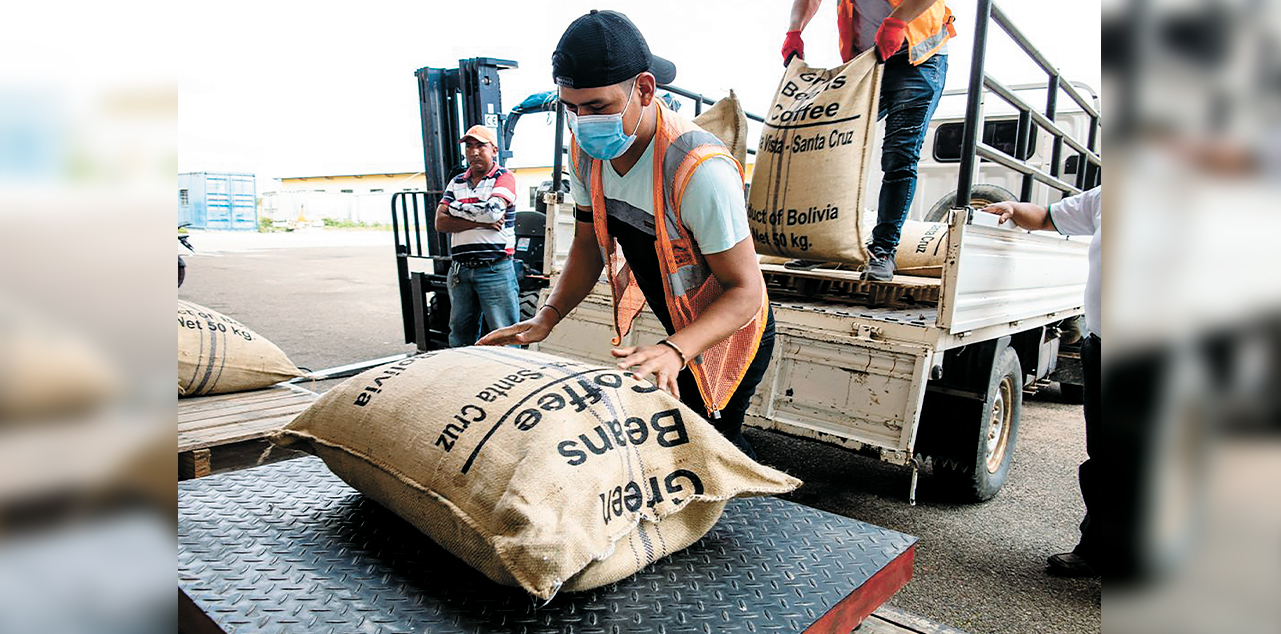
[435,125,521,348]
[479,9,773,458]
[983,186,1102,577]
[781,0,955,280]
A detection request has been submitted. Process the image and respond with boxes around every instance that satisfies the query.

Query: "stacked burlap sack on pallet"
[748,49,950,276]
[178,300,304,397]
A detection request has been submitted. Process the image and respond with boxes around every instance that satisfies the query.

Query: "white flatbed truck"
[534,0,1100,503]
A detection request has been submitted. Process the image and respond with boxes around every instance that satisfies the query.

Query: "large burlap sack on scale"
[178,300,304,397]
[749,50,882,264]
[692,89,749,167]
[272,346,801,600]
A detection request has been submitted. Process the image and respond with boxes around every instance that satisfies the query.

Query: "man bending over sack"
[480,10,773,458]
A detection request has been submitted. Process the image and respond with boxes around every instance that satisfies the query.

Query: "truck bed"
[760,262,942,310]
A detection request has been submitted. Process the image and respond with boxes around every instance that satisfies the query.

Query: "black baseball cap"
[552,10,677,89]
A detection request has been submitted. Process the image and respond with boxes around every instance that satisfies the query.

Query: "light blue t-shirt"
[568,136,749,254]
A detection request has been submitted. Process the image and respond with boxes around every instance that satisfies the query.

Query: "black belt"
[453,255,510,269]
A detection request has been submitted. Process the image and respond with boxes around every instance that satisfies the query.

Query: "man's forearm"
[448,199,507,224]
[789,0,822,31]
[435,213,491,233]
[1005,202,1054,231]
[664,283,761,361]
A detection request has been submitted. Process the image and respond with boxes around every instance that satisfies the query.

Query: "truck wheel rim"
[985,377,1014,473]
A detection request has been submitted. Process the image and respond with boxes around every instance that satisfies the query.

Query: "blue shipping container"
[179,172,257,230]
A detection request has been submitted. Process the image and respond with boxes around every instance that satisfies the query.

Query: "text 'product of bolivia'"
[272,346,801,600]
[749,49,883,265]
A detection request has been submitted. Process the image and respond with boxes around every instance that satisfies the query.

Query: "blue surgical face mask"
[567,84,642,160]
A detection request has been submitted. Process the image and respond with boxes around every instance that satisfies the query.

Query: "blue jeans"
[870,52,948,258]
[446,258,519,348]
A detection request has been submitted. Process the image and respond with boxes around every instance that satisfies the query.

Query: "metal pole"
[955,0,993,209]
[1046,73,1063,180]
[1015,109,1033,201]
[550,101,565,194]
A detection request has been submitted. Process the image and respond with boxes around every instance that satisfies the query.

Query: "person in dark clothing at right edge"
[982,187,1102,577]
[780,0,955,280]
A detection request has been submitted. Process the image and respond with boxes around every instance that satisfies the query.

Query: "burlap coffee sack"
[893,220,948,276]
[692,89,749,167]
[0,302,121,423]
[178,300,303,397]
[272,346,801,600]
[757,220,945,276]
[749,50,882,264]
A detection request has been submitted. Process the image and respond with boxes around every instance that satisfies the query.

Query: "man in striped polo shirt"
[435,125,520,347]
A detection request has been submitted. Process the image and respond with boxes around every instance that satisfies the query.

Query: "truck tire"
[925,184,1017,222]
[936,346,1023,501]
[427,291,451,348]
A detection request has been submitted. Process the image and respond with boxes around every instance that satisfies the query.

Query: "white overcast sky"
[178,0,1101,184]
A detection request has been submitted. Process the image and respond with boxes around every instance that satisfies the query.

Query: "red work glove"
[874,16,907,62]
[781,30,805,66]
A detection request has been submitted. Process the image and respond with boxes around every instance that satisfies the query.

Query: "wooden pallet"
[760,263,941,308]
[865,605,971,633]
[177,384,318,479]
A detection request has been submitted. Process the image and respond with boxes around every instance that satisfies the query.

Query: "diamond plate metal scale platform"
[179,457,918,634]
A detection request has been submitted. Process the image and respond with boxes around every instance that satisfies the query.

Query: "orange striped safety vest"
[838,0,957,65]
[570,101,769,418]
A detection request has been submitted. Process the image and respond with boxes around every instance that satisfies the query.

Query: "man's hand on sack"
[476,307,556,346]
[612,344,683,398]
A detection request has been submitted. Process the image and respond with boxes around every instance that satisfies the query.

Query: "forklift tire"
[936,346,1022,502]
[519,289,539,323]
[925,184,1017,222]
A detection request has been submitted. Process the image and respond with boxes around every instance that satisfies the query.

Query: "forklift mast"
[394,58,521,349]
[413,57,518,273]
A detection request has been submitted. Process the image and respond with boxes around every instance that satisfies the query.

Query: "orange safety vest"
[570,101,769,417]
[837,0,957,65]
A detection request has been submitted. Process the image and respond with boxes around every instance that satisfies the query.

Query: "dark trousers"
[1074,334,1103,563]
[675,308,776,460]
[1079,336,1167,580]
[1077,333,1161,579]
[870,52,948,258]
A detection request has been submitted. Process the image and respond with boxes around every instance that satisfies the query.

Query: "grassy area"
[258,217,287,233]
[322,218,393,230]
[255,218,393,232]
